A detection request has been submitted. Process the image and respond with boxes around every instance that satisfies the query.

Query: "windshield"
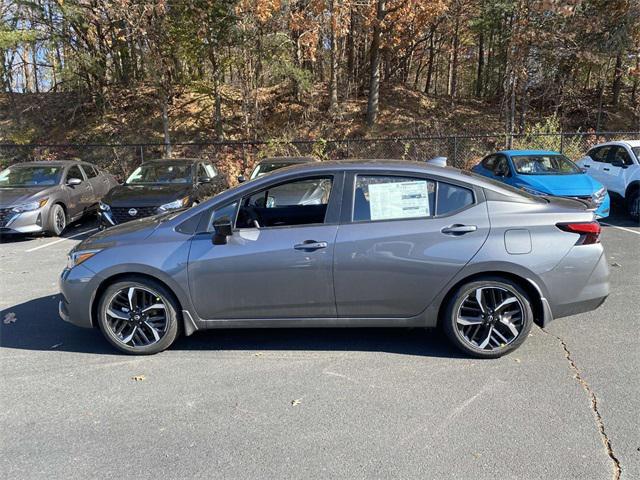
[126,163,192,184]
[511,154,581,175]
[632,147,640,161]
[250,162,290,179]
[0,165,63,187]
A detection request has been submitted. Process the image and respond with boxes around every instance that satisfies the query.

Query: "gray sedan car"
[0,160,117,235]
[59,161,609,357]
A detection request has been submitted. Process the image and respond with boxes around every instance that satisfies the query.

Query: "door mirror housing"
[67,177,82,186]
[212,218,233,245]
[237,175,246,183]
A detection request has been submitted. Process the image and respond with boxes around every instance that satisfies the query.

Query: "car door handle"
[603,167,610,171]
[294,240,328,251]
[441,224,477,235]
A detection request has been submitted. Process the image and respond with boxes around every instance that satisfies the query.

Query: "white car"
[577,140,640,221]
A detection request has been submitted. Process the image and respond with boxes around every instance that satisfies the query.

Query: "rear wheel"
[46,203,66,236]
[442,277,533,358]
[97,277,180,354]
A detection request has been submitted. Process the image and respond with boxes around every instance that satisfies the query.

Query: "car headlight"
[592,187,606,205]
[519,186,547,196]
[11,198,48,213]
[66,249,101,269]
[99,201,111,211]
[158,196,189,211]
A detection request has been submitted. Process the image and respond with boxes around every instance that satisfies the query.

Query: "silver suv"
[0,160,118,235]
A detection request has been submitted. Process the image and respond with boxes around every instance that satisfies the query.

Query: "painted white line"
[600,222,640,236]
[25,228,99,253]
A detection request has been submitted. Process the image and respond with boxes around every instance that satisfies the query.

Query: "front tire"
[97,277,180,355]
[46,203,66,236]
[627,189,640,222]
[442,277,533,358]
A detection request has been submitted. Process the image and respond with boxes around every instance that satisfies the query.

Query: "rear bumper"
[594,193,610,219]
[541,244,609,320]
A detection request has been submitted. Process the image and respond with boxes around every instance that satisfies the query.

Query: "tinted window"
[83,165,98,178]
[632,147,640,162]
[437,183,474,215]
[610,147,633,166]
[511,154,580,175]
[67,165,84,182]
[589,146,610,162]
[493,155,510,176]
[127,163,192,184]
[481,155,496,170]
[197,164,210,179]
[353,175,435,222]
[237,177,332,228]
[204,163,217,177]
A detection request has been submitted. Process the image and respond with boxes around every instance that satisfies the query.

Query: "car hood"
[73,214,170,252]
[0,186,58,208]
[517,174,602,196]
[103,184,192,207]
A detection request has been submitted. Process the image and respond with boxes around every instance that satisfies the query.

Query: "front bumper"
[0,207,47,234]
[594,193,610,219]
[59,263,102,328]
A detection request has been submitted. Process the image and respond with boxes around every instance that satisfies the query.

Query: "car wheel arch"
[625,180,639,199]
[90,272,185,332]
[436,270,546,328]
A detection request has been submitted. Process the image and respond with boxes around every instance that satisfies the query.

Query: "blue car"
[472,150,610,218]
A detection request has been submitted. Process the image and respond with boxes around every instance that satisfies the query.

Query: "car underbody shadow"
[1,294,464,358]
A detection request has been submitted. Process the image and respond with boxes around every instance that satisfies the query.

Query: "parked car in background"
[0,160,117,236]
[60,160,609,358]
[98,158,224,228]
[238,156,318,183]
[576,140,640,221]
[472,150,610,218]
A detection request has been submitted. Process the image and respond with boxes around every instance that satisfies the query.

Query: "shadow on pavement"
[0,218,99,244]
[1,294,463,358]
[601,198,639,229]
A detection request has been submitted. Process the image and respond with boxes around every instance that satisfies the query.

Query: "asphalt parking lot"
[1,207,638,480]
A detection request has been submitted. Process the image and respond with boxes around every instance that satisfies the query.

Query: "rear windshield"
[250,162,291,179]
[511,154,581,175]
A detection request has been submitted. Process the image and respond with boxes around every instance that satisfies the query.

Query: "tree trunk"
[631,52,639,104]
[161,92,172,157]
[366,0,385,127]
[424,30,436,94]
[476,32,484,98]
[611,51,623,106]
[447,15,460,99]
[328,0,338,112]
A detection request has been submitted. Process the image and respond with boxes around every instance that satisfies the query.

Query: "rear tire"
[442,276,533,358]
[46,203,66,236]
[97,277,180,355]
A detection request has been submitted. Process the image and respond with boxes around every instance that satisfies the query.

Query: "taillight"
[556,222,601,245]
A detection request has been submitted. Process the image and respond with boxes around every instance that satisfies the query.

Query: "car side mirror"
[198,176,212,184]
[237,175,246,183]
[212,218,233,245]
[67,177,82,186]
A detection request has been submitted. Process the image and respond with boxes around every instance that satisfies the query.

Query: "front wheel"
[627,190,640,222]
[97,277,180,354]
[46,203,66,236]
[442,277,533,358]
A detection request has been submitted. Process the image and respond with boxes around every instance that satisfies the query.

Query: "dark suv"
[99,158,225,228]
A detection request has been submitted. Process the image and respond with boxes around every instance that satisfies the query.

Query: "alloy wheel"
[53,205,66,235]
[455,286,524,351]
[105,286,168,348]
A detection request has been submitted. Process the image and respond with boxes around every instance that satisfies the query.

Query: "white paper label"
[368,180,430,220]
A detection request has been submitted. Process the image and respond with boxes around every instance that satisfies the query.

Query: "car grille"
[0,207,15,227]
[110,206,159,224]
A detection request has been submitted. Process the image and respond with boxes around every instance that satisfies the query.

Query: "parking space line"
[600,223,640,236]
[25,228,99,253]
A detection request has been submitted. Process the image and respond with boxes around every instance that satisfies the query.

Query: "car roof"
[256,156,318,164]
[591,140,640,148]
[498,149,561,156]
[143,158,202,165]
[10,160,87,167]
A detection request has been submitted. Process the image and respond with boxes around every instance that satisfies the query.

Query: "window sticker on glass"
[368,180,430,220]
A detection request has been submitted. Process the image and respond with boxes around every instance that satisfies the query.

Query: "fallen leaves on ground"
[131,375,146,382]
[291,398,303,406]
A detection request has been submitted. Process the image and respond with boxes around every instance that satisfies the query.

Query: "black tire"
[627,189,640,222]
[46,203,67,236]
[97,277,180,355]
[442,276,534,359]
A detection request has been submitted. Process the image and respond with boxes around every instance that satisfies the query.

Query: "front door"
[64,164,94,218]
[604,146,633,196]
[333,173,490,318]
[188,174,342,320]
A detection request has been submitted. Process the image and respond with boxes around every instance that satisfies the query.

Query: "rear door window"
[589,146,611,162]
[353,175,435,222]
[436,183,474,215]
[610,146,633,166]
[82,165,98,178]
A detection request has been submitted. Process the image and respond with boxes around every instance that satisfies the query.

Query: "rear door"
[187,173,343,320]
[603,146,633,196]
[64,164,93,217]
[333,172,490,318]
[81,164,107,202]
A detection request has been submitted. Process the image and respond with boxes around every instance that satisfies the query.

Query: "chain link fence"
[1,131,638,187]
